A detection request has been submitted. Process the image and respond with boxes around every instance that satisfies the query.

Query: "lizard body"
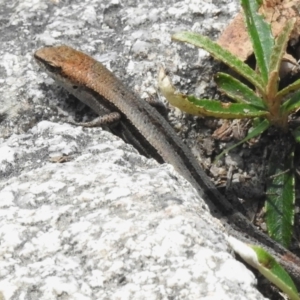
[34,45,300,286]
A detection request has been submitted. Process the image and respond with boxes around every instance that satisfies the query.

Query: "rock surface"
[0,121,265,299]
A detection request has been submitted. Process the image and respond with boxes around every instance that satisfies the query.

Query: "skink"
[34,45,300,287]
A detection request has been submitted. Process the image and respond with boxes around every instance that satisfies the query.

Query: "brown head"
[34,45,98,86]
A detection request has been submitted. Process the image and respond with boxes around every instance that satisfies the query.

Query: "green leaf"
[215,72,266,109]
[158,67,204,115]
[281,90,300,114]
[172,31,265,94]
[241,0,274,84]
[187,96,269,118]
[266,144,294,247]
[252,245,300,300]
[227,236,300,300]
[214,119,270,161]
[276,78,300,100]
[266,19,295,108]
[269,19,295,77]
[158,68,268,119]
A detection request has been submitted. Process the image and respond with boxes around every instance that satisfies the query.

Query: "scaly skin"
[34,45,300,287]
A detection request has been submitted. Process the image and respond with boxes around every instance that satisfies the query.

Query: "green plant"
[159,0,299,248]
[228,236,299,300]
[159,0,300,297]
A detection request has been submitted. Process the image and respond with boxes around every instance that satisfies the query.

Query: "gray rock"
[0,121,266,299]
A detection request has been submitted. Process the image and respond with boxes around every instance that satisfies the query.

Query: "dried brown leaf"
[218,0,300,62]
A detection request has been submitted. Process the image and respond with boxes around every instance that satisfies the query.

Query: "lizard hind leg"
[69,111,121,128]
